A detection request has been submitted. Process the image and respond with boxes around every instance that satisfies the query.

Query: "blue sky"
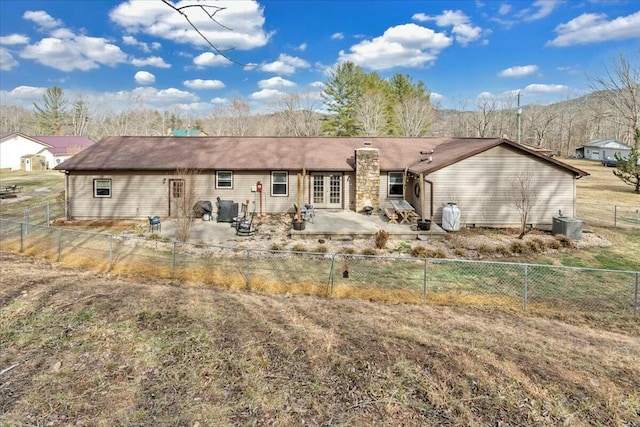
[1,0,639,116]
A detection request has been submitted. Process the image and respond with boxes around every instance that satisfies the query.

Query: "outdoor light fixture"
[162,178,166,184]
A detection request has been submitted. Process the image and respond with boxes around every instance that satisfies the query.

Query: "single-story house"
[575,139,631,161]
[0,132,94,170]
[55,136,588,229]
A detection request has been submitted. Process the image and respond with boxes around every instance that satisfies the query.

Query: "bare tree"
[272,92,321,136]
[172,168,201,242]
[507,171,539,239]
[393,94,433,137]
[589,53,640,148]
[473,94,498,137]
[355,89,388,136]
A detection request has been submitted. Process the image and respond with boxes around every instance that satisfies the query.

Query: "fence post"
[172,241,177,279]
[20,223,24,252]
[246,249,251,290]
[523,264,529,312]
[108,235,113,271]
[329,254,336,297]
[423,258,428,303]
[634,272,639,316]
[57,228,62,262]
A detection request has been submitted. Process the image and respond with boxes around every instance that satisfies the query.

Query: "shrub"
[554,234,573,248]
[548,239,562,250]
[453,247,468,257]
[477,244,494,256]
[495,245,511,257]
[509,240,528,255]
[432,248,447,258]
[362,247,378,256]
[342,246,356,254]
[410,245,433,258]
[527,238,546,253]
[313,245,328,253]
[374,229,390,249]
[270,243,285,251]
[291,243,307,253]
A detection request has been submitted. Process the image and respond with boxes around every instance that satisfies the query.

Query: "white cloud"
[110,0,272,51]
[260,53,310,75]
[310,81,325,89]
[522,83,569,94]
[125,86,198,104]
[257,76,296,89]
[249,88,285,100]
[20,35,129,71]
[412,10,485,46]
[430,92,444,104]
[122,35,161,53]
[0,48,19,71]
[134,71,156,85]
[331,32,344,40]
[498,4,512,15]
[193,52,230,67]
[0,85,48,105]
[547,11,640,47]
[498,65,539,78]
[297,43,307,51]
[183,79,225,89]
[0,34,30,45]
[210,97,228,104]
[521,0,562,22]
[130,56,171,68]
[338,23,452,70]
[23,10,62,29]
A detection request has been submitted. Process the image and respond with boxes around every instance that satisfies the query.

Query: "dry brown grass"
[1,252,638,426]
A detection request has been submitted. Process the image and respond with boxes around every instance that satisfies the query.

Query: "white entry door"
[312,174,342,208]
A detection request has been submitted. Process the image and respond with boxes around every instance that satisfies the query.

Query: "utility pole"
[516,92,522,143]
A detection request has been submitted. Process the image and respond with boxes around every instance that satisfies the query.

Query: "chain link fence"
[577,202,640,229]
[1,217,638,318]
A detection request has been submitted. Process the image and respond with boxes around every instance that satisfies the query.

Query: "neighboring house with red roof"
[0,132,94,171]
[55,136,588,229]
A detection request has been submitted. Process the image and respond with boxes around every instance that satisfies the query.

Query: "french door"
[168,179,184,217]
[312,174,342,208]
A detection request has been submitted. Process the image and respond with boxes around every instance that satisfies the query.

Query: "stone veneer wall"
[355,147,380,212]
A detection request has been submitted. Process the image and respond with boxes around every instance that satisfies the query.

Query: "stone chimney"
[355,146,380,212]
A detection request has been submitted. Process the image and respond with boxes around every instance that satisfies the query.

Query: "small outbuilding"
[574,139,631,161]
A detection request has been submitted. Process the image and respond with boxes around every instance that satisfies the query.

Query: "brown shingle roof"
[55,136,588,178]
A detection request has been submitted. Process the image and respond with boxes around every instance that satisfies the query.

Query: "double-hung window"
[388,172,404,197]
[94,179,111,198]
[216,171,233,189]
[272,171,288,196]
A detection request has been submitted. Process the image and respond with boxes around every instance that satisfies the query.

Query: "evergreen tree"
[613,129,640,193]
[321,62,365,136]
[33,86,69,135]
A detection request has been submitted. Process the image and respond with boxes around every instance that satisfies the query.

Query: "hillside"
[1,251,638,426]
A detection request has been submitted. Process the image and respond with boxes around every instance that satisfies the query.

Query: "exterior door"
[312,174,342,208]
[168,179,184,217]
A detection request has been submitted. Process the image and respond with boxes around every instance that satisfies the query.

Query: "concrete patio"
[156,209,447,244]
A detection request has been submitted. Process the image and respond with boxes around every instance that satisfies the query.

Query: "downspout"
[424,176,434,221]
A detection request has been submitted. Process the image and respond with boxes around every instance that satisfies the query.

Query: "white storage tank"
[442,202,461,231]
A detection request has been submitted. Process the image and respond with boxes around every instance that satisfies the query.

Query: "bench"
[384,207,398,224]
[0,185,22,193]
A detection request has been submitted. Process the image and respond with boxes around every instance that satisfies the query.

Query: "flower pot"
[417,219,431,231]
[292,220,306,230]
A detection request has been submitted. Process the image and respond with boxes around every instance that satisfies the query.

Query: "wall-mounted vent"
[364,141,372,146]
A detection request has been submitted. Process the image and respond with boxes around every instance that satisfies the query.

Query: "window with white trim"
[94,179,112,198]
[271,171,288,196]
[216,171,233,188]
[388,172,404,197]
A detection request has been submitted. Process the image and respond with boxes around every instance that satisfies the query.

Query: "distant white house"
[575,139,631,161]
[0,132,94,171]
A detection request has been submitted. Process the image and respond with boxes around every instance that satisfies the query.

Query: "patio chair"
[236,211,256,236]
[293,204,314,223]
[148,216,161,232]
[232,202,249,228]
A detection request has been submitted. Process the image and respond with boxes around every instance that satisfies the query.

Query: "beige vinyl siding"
[66,170,314,219]
[426,145,576,227]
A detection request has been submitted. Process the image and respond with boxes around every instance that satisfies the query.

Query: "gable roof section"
[580,139,630,149]
[171,129,206,137]
[33,136,94,155]
[409,138,588,178]
[55,136,588,178]
[0,132,52,148]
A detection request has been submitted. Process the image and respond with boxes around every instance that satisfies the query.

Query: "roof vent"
[364,140,372,146]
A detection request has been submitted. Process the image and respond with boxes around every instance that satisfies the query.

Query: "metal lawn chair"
[148,216,161,232]
[236,211,256,236]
